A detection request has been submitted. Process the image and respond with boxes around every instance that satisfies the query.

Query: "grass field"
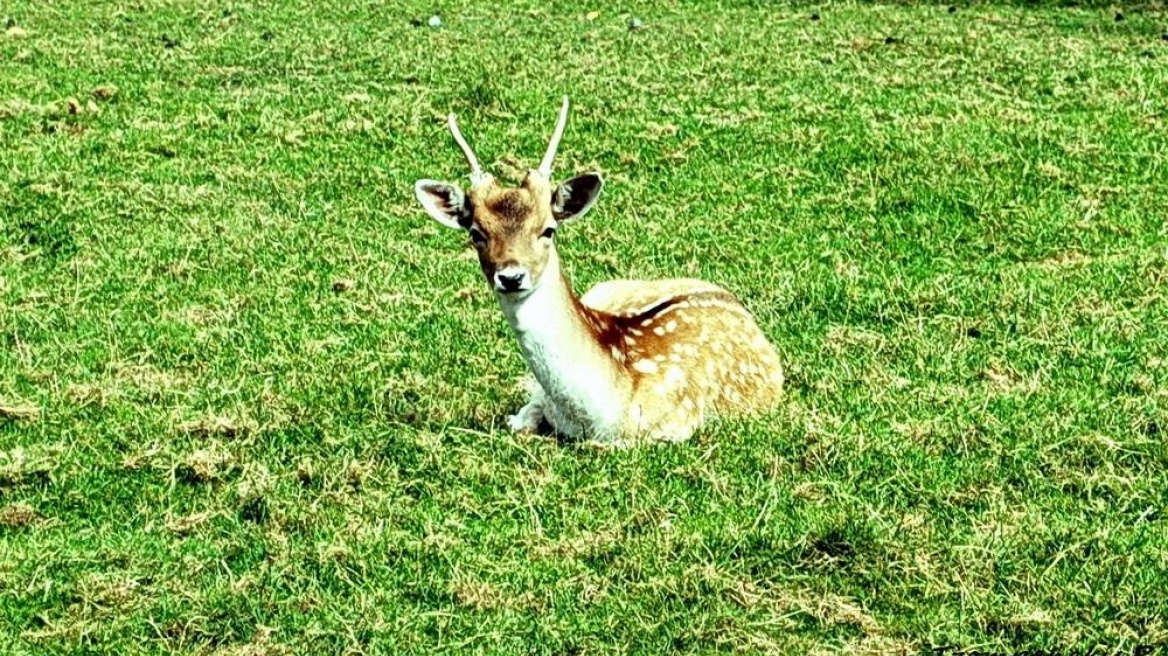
[3,1,1168,654]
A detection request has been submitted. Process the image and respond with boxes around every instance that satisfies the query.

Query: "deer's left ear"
[414,180,471,229]
[552,173,604,223]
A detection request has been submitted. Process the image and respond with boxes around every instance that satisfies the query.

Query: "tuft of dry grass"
[177,442,235,483]
[0,502,39,528]
[0,401,40,421]
[179,414,259,439]
[164,511,216,536]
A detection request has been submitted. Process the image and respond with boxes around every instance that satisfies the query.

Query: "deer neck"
[496,251,628,432]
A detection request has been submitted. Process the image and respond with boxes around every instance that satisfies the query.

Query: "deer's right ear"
[414,180,470,229]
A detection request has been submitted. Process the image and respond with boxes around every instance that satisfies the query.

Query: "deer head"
[413,97,604,299]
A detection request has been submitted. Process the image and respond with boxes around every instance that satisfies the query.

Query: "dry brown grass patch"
[448,573,540,612]
[730,581,883,635]
[0,502,39,528]
[980,363,1040,395]
[178,442,234,483]
[76,573,146,611]
[0,445,61,486]
[529,527,623,560]
[65,363,188,407]
[819,635,918,656]
[180,413,258,439]
[209,627,290,656]
[0,400,40,421]
[165,511,217,536]
[1007,605,1056,627]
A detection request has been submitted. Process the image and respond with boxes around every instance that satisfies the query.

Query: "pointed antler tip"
[538,96,573,179]
[446,110,485,182]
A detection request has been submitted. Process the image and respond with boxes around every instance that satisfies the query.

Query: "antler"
[447,112,490,186]
[537,96,570,180]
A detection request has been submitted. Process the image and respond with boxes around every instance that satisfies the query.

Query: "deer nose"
[494,269,529,293]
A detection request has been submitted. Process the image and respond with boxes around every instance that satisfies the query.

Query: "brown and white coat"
[414,98,783,445]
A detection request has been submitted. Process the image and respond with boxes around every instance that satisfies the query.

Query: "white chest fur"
[498,258,627,441]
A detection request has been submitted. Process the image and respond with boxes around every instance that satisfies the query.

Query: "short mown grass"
[2,1,1167,654]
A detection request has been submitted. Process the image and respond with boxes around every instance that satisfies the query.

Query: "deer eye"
[540,227,556,239]
[469,228,486,245]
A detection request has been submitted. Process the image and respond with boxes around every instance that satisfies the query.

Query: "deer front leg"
[507,376,547,433]
[507,402,546,433]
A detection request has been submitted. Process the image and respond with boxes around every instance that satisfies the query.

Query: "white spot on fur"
[633,359,659,374]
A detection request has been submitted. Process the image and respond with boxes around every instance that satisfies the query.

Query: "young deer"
[413,97,783,445]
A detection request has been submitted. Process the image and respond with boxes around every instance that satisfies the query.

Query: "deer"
[412,97,784,446]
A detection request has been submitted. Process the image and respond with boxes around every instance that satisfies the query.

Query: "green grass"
[2,1,1167,653]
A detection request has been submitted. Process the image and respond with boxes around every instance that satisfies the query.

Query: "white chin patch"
[495,285,536,300]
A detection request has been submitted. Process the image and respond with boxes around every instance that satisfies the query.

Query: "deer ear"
[552,173,604,223]
[414,180,470,229]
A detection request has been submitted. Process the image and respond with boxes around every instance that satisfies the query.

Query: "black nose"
[498,272,524,291]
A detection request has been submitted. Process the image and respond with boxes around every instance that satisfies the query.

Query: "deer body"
[414,98,783,446]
